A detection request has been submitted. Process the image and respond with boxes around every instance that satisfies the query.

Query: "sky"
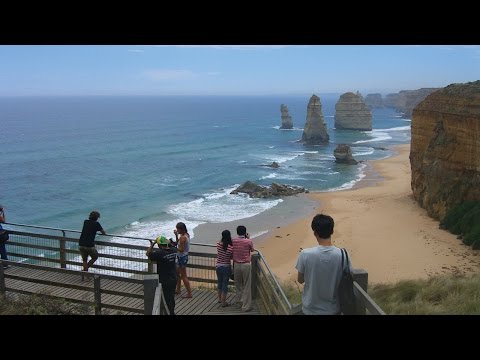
[0,45,479,96]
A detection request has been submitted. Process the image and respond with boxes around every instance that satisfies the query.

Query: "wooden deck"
[175,288,261,315]
[3,266,261,315]
[3,265,144,315]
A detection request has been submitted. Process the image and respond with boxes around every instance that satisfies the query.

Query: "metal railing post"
[352,269,368,315]
[251,253,260,300]
[59,230,67,269]
[143,274,159,315]
[94,275,102,315]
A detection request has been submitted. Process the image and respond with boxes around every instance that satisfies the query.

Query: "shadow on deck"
[175,288,261,315]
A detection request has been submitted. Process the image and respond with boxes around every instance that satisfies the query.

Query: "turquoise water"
[0,95,410,240]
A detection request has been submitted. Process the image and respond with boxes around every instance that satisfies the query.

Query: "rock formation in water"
[410,80,480,220]
[280,104,293,129]
[334,144,358,165]
[364,93,384,109]
[385,88,439,117]
[334,92,372,130]
[230,181,306,198]
[301,94,329,144]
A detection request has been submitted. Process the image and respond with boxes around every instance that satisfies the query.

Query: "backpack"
[338,248,356,315]
[0,229,9,244]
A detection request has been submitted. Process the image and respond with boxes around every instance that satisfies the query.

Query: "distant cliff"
[385,88,439,117]
[280,104,293,129]
[410,80,480,220]
[334,92,372,130]
[364,93,384,109]
[302,94,329,144]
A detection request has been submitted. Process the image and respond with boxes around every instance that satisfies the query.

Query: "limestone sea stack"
[334,144,358,165]
[280,104,293,129]
[410,80,480,220]
[301,94,329,144]
[364,93,384,109]
[334,92,372,131]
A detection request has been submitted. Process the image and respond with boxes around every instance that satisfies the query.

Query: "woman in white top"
[174,222,192,298]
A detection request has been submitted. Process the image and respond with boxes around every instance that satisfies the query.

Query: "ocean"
[0,95,411,244]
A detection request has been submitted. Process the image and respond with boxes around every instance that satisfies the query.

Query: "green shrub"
[441,201,480,247]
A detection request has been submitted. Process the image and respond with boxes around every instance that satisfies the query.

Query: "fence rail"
[2,222,385,315]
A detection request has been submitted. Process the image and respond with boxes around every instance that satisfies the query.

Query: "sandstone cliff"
[410,80,480,220]
[364,93,384,109]
[302,94,329,144]
[385,88,439,117]
[334,92,372,130]
[280,104,293,129]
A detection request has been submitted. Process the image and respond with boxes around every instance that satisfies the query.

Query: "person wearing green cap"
[146,235,178,315]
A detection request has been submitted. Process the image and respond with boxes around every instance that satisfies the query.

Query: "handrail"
[4,222,220,248]
[254,249,292,311]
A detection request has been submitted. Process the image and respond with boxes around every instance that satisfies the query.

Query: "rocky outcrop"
[280,104,293,129]
[259,162,280,168]
[385,88,439,117]
[334,144,358,165]
[410,80,480,220]
[364,93,384,109]
[334,92,372,130]
[301,94,329,144]
[231,181,306,198]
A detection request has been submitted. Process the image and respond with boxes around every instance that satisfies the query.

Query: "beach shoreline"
[256,144,480,285]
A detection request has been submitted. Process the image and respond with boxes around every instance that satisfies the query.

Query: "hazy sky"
[0,45,479,96]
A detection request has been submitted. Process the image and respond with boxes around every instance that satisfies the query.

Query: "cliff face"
[364,93,384,109]
[385,88,439,117]
[334,92,372,130]
[302,94,329,144]
[410,81,480,220]
[280,104,293,129]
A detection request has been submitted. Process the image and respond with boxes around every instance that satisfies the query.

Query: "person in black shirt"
[79,211,106,275]
[146,235,178,315]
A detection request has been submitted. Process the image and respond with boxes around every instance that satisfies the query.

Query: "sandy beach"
[257,144,480,285]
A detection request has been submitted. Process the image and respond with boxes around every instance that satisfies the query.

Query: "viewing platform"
[0,222,385,315]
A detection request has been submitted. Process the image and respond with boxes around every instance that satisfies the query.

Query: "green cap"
[156,235,169,246]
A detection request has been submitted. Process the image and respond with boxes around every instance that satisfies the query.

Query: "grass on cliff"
[0,292,92,315]
[369,274,480,315]
[440,201,480,248]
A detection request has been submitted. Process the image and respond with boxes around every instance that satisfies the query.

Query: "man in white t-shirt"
[295,214,352,315]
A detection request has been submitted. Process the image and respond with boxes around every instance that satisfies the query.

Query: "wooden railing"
[0,259,152,314]
[251,251,385,315]
[2,223,385,315]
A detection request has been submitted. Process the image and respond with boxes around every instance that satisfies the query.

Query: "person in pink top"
[232,225,254,312]
[216,230,233,307]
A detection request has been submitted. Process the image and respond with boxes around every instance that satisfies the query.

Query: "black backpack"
[338,248,356,315]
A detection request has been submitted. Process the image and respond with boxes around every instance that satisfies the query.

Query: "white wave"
[352,149,374,156]
[130,221,140,226]
[273,125,304,131]
[262,153,301,164]
[237,160,247,163]
[293,150,318,154]
[403,119,411,122]
[377,125,411,131]
[260,173,278,180]
[326,163,367,191]
[168,188,283,223]
[353,132,391,144]
[391,115,403,118]
[267,146,275,149]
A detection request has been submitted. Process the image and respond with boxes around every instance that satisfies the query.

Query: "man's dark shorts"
[79,246,99,261]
